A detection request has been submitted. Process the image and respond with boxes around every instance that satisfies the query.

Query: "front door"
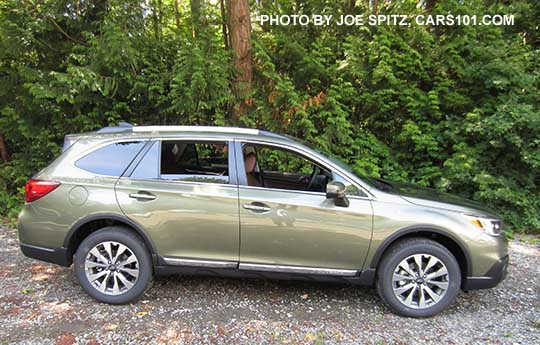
[115,139,239,265]
[236,141,373,273]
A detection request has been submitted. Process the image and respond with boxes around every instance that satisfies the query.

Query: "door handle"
[129,192,156,201]
[243,203,271,213]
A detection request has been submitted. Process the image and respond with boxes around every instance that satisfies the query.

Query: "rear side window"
[131,141,159,179]
[160,141,229,184]
[76,141,146,176]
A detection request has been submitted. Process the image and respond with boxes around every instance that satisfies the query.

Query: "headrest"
[244,152,257,173]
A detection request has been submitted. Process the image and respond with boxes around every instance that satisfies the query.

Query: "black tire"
[74,226,153,304]
[376,238,461,318]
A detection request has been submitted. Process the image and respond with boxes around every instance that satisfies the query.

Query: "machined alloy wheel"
[85,241,139,295]
[392,254,449,309]
[75,226,153,304]
[376,238,461,318]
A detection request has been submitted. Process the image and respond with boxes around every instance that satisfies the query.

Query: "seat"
[244,152,261,187]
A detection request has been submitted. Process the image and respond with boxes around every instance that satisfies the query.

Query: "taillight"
[25,179,61,203]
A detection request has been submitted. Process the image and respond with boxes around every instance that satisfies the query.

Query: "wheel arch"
[370,225,472,279]
[64,213,159,265]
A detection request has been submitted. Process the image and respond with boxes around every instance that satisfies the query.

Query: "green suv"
[18,124,508,317]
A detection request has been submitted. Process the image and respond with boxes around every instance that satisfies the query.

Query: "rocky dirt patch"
[0,225,539,344]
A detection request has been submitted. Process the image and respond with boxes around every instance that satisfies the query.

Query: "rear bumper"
[20,243,71,267]
[463,254,509,290]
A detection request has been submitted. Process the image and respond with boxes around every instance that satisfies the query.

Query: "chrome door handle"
[129,192,156,201]
[242,203,271,212]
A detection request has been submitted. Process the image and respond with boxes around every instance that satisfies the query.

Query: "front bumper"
[462,254,509,290]
[20,243,71,267]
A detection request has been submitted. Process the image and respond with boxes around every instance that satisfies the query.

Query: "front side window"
[242,144,331,193]
[160,141,229,184]
[333,173,362,196]
[76,141,146,176]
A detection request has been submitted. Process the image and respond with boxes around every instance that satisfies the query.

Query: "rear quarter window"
[75,141,146,176]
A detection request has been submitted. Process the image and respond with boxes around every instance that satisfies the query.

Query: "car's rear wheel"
[376,238,461,318]
[74,226,153,304]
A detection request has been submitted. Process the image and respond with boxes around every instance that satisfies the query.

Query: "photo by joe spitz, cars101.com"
[18,123,509,318]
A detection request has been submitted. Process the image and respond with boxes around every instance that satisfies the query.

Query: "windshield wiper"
[374,178,394,192]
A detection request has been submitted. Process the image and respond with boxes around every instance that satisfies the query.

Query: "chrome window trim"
[239,184,326,196]
[119,176,238,189]
[73,134,375,199]
[239,263,359,277]
[238,184,371,200]
[152,137,235,186]
[236,139,374,199]
[160,174,230,183]
[163,257,238,269]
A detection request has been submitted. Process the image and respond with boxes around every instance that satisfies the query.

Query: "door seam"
[233,139,242,267]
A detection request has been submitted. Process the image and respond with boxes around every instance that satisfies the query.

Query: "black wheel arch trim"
[462,254,508,290]
[64,213,159,262]
[369,224,472,277]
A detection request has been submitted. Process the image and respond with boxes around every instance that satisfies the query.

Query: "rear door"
[115,138,240,266]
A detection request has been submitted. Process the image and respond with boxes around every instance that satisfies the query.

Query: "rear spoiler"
[61,134,79,152]
[61,122,133,152]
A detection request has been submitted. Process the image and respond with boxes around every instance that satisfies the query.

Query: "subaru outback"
[18,124,509,317]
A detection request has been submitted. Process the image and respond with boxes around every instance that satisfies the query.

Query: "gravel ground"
[0,225,539,344]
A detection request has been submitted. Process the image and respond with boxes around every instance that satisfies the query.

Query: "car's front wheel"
[74,226,153,304]
[376,238,461,317]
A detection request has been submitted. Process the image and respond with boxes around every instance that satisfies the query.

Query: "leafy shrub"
[0,0,539,233]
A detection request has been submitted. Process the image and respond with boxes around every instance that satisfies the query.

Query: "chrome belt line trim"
[163,257,238,268]
[238,263,358,276]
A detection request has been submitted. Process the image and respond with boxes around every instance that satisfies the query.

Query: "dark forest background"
[1,0,539,233]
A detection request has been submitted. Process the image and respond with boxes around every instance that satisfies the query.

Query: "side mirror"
[326,181,350,207]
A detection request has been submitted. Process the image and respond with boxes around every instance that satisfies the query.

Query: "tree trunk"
[190,0,202,37]
[173,0,180,29]
[219,0,229,48]
[0,133,10,162]
[151,0,160,40]
[424,0,436,11]
[343,0,356,14]
[370,0,378,15]
[158,0,163,25]
[228,0,253,122]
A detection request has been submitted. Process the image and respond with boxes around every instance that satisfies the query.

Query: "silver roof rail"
[132,126,261,135]
[89,123,290,140]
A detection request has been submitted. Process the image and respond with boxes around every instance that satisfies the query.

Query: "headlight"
[463,215,502,236]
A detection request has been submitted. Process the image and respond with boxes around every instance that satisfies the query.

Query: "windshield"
[285,135,353,170]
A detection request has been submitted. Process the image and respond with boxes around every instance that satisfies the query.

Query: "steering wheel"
[305,166,320,191]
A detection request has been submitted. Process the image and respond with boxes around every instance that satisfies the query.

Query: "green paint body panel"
[17,126,508,286]
[237,186,373,270]
[115,177,240,262]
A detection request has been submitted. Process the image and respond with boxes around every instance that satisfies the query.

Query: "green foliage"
[1,0,539,233]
